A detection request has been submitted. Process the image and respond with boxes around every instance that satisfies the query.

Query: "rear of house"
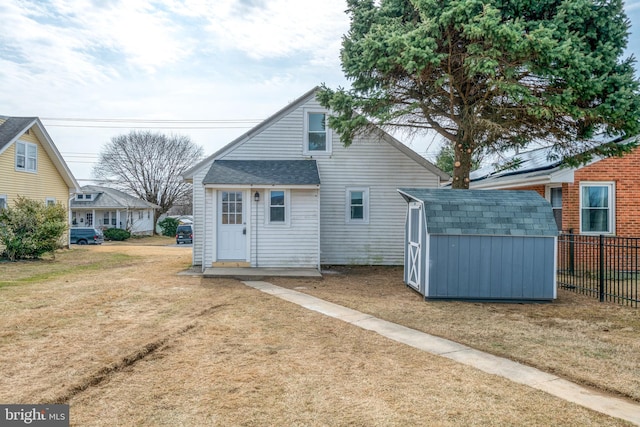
[184,88,449,271]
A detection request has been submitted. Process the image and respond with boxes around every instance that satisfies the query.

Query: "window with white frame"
[138,211,143,220]
[268,190,287,224]
[15,141,37,172]
[0,195,7,210]
[304,110,332,154]
[580,182,614,234]
[346,187,369,224]
[45,198,56,206]
[76,194,84,200]
[103,212,110,225]
[86,212,93,226]
[547,186,562,230]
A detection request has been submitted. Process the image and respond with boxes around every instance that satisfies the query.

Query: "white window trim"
[0,195,7,210]
[265,189,290,226]
[346,187,370,224]
[303,108,332,156]
[15,141,37,173]
[45,197,56,206]
[579,181,615,235]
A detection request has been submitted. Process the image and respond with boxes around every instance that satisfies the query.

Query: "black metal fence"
[557,231,639,307]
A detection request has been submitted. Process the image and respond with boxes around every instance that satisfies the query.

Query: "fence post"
[599,234,605,302]
[568,229,575,275]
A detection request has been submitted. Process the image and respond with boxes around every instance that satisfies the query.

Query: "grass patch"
[0,248,635,425]
[0,249,137,289]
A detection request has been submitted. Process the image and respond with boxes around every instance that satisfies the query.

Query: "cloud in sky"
[1,0,639,181]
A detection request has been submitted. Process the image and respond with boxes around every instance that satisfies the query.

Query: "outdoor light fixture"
[254,191,260,202]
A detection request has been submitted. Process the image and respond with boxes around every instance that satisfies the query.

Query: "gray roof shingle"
[0,117,37,152]
[203,160,320,185]
[398,188,558,237]
[71,185,159,209]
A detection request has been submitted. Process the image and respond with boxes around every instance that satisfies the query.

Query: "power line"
[40,117,263,130]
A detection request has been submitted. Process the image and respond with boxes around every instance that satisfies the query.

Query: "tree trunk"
[451,127,474,189]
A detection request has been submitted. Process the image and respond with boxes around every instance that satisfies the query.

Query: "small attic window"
[85,194,92,200]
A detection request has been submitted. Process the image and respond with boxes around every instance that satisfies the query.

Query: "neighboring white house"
[70,185,159,235]
[183,87,449,271]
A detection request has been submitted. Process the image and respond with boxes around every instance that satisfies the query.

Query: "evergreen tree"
[318,0,640,188]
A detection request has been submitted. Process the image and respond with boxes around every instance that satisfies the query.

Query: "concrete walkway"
[243,280,640,426]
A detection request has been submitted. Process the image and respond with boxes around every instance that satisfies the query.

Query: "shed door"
[217,191,246,260]
[407,202,422,289]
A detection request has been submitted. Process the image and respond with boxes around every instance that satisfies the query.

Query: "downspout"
[255,188,259,268]
[317,185,321,272]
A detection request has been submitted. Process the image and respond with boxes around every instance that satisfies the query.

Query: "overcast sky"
[2,0,639,181]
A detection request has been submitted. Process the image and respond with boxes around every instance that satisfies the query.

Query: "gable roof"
[469,135,637,189]
[203,160,320,186]
[398,188,558,237]
[0,116,80,192]
[183,87,449,182]
[71,185,159,209]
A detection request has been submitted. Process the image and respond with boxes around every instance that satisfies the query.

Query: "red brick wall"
[563,147,640,237]
[508,185,546,198]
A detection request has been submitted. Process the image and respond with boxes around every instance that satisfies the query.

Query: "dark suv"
[70,227,104,245]
[176,224,193,244]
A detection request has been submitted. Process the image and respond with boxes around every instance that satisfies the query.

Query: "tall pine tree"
[318,0,640,188]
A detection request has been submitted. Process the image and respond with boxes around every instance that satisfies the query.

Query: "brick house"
[469,136,639,236]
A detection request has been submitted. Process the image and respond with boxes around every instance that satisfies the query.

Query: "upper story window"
[16,141,37,172]
[580,182,614,234]
[346,187,369,224]
[304,109,332,155]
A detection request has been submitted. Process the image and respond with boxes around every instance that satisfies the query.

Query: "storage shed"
[397,188,558,302]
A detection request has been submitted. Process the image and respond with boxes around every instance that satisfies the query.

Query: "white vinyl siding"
[191,164,211,266]
[190,94,441,267]
[251,189,318,267]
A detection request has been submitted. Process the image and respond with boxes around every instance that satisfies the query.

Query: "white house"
[183,88,449,271]
[70,185,159,235]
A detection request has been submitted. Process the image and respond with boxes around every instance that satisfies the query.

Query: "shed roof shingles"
[399,188,558,237]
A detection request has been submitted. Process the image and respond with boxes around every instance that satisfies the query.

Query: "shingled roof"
[71,185,159,210]
[0,116,37,152]
[398,188,558,237]
[203,160,320,186]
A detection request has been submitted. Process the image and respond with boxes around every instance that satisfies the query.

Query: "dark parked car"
[176,224,192,244]
[70,227,104,245]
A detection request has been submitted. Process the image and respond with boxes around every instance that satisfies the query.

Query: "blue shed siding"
[428,235,556,300]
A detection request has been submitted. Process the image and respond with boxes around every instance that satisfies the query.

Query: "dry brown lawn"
[0,239,636,426]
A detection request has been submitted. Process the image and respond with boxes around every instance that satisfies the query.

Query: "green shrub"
[103,228,131,241]
[158,217,179,237]
[0,196,68,261]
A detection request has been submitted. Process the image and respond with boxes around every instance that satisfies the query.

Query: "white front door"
[217,191,246,260]
[407,202,422,290]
